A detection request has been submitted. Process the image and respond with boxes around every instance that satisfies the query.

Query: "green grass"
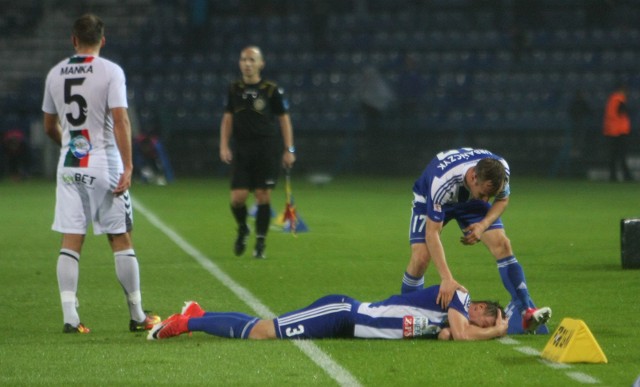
[1,176,639,386]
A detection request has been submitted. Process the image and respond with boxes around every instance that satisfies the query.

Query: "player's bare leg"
[402,243,430,293]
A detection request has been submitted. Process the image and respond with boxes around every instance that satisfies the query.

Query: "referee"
[219,46,296,259]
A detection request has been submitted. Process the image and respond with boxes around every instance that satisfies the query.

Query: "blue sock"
[401,272,424,294]
[497,256,532,313]
[188,312,259,339]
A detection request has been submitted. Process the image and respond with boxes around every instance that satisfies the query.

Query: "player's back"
[365,286,468,323]
[413,148,506,199]
[43,55,128,169]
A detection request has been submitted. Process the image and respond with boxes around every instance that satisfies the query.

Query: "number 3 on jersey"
[285,324,305,337]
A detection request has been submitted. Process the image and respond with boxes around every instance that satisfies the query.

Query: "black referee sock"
[231,204,248,230]
[255,204,271,238]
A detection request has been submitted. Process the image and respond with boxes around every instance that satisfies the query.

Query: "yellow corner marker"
[541,318,607,364]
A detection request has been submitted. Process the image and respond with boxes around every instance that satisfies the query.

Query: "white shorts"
[52,167,133,235]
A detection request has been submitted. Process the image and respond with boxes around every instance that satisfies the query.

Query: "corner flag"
[276,168,308,234]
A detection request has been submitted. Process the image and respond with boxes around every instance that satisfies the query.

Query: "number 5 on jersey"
[65,77,87,126]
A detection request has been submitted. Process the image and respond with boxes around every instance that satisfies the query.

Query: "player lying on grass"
[148,285,549,341]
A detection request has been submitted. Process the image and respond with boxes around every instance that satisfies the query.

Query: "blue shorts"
[274,295,357,339]
[409,200,504,244]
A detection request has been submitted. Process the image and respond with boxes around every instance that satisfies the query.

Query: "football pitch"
[1,176,639,386]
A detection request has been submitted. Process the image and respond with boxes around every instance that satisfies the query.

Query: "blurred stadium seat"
[2,0,640,176]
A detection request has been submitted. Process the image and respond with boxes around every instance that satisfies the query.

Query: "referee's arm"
[279,113,295,168]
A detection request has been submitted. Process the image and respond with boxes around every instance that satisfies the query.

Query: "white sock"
[57,249,80,326]
[114,249,145,322]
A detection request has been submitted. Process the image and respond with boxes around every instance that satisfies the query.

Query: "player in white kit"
[42,14,159,333]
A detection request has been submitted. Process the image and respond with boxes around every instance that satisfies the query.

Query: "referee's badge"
[253,97,266,111]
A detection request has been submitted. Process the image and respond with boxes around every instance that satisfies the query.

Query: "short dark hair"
[473,300,505,320]
[475,158,506,196]
[73,14,104,46]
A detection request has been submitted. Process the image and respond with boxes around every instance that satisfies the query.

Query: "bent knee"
[484,232,512,258]
[248,319,276,340]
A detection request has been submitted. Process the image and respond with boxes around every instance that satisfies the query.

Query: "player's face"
[468,303,496,328]
[239,49,264,79]
[469,176,496,201]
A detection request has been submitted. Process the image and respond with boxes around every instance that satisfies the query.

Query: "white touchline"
[497,337,601,384]
[134,199,362,387]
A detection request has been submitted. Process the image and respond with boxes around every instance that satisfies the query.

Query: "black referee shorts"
[231,138,280,191]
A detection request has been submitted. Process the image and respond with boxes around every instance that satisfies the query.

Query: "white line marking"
[134,199,362,387]
[539,359,571,369]
[567,372,601,384]
[514,346,541,356]
[497,334,600,384]
[497,337,520,345]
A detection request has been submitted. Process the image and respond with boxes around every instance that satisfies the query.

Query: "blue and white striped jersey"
[274,286,470,339]
[412,148,510,223]
[354,286,469,339]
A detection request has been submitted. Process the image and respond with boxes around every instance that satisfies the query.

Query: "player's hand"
[114,169,132,196]
[437,328,453,341]
[461,223,484,245]
[282,151,295,169]
[220,146,233,164]
[436,278,467,308]
[494,308,508,337]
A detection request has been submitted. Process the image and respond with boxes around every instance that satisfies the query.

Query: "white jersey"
[42,54,128,171]
[43,55,132,235]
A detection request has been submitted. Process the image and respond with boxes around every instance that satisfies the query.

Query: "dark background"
[1,0,639,179]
